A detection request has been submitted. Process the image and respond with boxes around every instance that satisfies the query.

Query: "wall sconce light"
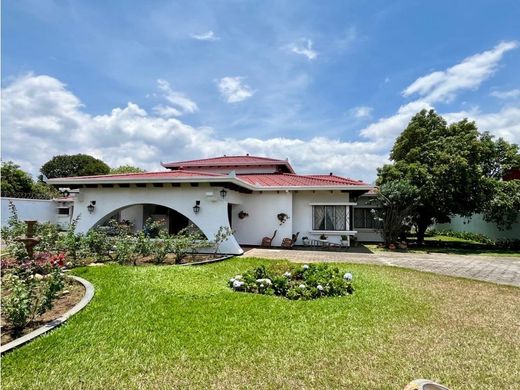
[87,201,96,213]
[220,188,228,199]
[193,200,201,214]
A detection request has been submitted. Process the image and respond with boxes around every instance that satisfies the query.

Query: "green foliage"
[213,226,233,254]
[482,179,520,229]
[84,228,113,262]
[428,229,494,245]
[143,217,166,238]
[229,263,354,300]
[151,231,175,264]
[40,154,110,179]
[1,263,65,335]
[59,217,87,266]
[35,222,61,253]
[1,161,34,194]
[377,109,520,243]
[109,165,145,174]
[373,180,419,245]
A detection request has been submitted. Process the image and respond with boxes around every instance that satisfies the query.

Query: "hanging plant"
[277,213,290,225]
[238,211,249,219]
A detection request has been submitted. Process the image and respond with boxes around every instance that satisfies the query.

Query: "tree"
[1,161,34,194]
[109,165,145,174]
[377,109,520,244]
[373,180,419,245]
[482,179,520,229]
[40,154,110,179]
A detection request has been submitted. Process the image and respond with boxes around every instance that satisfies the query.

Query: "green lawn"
[2,258,519,389]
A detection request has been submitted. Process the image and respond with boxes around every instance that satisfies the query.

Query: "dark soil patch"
[1,278,85,345]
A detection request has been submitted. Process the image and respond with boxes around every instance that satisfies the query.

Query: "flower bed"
[228,263,354,300]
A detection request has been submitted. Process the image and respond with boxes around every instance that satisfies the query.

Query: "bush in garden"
[1,259,65,335]
[84,228,113,262]
[0,201,27,244]
[229,263,354,300]
[151,231,175,264]
[171,227,212,263]
[34,222,61,253]
[213,226,233,254]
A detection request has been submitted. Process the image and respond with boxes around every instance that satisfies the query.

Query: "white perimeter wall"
[1,198,56,227]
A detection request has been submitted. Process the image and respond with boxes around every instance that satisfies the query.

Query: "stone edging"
[1,275,95,355]
[178,254,235,266]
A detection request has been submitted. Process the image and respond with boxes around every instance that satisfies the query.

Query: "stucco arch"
[72,187,243,254]
[89,202,207,237]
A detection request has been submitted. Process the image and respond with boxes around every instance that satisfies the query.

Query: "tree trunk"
[416,222,428,246]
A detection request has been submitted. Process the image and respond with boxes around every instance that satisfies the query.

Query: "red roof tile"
[237,173,369,187]
[57,169,225,181]
[161,155,295,173]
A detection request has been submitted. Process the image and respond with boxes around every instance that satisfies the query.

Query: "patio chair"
[281,232,299,249]
[261,230,277,247]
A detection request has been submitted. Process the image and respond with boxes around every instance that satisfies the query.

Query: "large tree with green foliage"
[1,161,34,194]
[109,165,145,174]
[377,109,520,244]
[40,154,110,179]
[1,161,59,198]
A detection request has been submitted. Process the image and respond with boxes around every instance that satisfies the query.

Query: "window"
[57,207,70,216]
[312,205,346,231]
[353,208,382,229]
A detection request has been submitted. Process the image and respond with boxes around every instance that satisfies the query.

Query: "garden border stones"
[1,275,95,355]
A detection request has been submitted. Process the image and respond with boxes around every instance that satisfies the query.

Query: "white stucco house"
[48,155,382,254]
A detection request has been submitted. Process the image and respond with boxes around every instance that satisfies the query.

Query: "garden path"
[242,248,520,287]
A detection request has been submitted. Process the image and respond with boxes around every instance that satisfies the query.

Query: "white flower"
[260,284,265,288]
[343,272,353,281]
[234,275,243,280]
[299,284,306,289]
[256,278,272,285]
[317,284,324,291]
[303,264,309,270]
[233,280,245,289]
[229,278,236,283]
[283,271,291,278]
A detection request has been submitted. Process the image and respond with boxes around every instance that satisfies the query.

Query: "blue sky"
[2,0,520,182]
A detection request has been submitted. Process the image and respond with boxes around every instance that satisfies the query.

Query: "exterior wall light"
[220,189,228,198]
[87,201,96,213]
[193,200,201,214]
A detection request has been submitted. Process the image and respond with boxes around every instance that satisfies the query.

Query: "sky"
[2,0,520,183]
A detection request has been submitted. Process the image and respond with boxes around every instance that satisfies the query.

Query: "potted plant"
[319,234,328,240]
[302,236,309,246]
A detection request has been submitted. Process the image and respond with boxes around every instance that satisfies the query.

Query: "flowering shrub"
[228,264,354,300]
[1,257,65,335]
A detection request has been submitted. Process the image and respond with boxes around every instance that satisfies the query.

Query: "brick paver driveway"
[242,248,520,287]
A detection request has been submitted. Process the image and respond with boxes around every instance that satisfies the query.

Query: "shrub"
[1,260,65,335]
[228,263,354,300]
[428,229,495,245]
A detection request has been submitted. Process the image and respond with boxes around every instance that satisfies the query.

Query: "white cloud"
[444,106,520,144]
[2,42,518,184]
[217,77,254,103]
[191,30,219,41]
[490,88,520,99]
[351,106,373,119]
[403,41,518,103]
[154,79,198,116]
[289,39,318,60]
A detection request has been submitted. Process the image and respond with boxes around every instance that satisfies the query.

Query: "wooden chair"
[261,230,277,247]
[281,232,299,249]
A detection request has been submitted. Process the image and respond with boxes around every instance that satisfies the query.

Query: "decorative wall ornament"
[277,213,290,225]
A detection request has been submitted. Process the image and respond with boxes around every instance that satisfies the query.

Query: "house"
[48,155,380,254]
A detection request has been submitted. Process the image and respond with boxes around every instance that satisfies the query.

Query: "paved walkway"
[242,248,520,287]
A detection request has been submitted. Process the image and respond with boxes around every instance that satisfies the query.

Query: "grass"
[2,257,519,389]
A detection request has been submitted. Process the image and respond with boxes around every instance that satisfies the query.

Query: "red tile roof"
[237,173,369,187]
[58,170,225,181]
[161,155,295,173]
